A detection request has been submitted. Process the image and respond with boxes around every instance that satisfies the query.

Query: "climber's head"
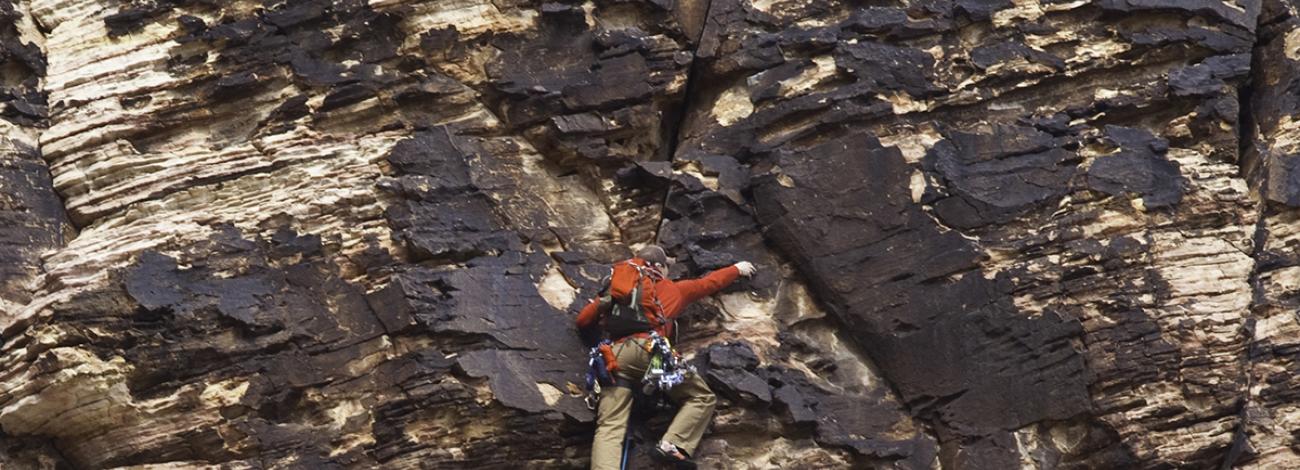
[637,245,672,272]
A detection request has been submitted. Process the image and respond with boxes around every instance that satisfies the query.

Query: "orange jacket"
[575,259,741,339]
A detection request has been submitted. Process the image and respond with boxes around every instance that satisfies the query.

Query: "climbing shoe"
[651,440,697,469]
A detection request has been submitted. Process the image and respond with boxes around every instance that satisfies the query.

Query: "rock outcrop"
[2,0,1300,469]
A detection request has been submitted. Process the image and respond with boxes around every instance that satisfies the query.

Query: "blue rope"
[619,435,631,470]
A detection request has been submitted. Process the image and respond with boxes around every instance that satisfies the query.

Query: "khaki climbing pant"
[590,338,717,470]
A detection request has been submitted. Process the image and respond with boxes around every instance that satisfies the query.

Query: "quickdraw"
[584,340,617,409]
[641,331,694,393]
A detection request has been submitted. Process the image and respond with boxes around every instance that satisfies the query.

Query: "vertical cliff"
[2,0,1300,469]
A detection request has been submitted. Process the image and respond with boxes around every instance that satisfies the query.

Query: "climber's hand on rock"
[735,261,756,277]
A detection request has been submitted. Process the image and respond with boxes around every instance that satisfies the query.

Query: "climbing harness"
[583,332,696,409]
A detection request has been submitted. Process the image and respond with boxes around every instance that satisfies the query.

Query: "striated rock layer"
[1,0,1300,469]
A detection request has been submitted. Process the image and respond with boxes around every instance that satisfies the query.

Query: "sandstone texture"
[1,0,1299,469]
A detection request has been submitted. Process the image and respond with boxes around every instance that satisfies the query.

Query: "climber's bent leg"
[662,371,716,457]
[592,339,653,469]
[592,385,634,470]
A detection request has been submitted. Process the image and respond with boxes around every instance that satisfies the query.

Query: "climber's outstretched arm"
[674,263,751,305]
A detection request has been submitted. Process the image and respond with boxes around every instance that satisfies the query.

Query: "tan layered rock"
[2,0,1300,469]
[0,0,927,468]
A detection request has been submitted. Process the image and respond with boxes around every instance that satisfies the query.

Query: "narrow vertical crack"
[1238,67,1259,183]
[1222,4,1275,467]
[2,0,70,329]
[654,0,716,244]
[645,2,948,460]
[1223,201,1269,469]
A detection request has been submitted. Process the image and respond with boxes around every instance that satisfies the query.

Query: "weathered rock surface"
[2,0,1300,468]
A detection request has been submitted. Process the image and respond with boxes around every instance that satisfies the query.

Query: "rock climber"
[576,245,755,469]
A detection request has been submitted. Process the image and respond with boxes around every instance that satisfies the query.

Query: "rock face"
[3,0,1300,468]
